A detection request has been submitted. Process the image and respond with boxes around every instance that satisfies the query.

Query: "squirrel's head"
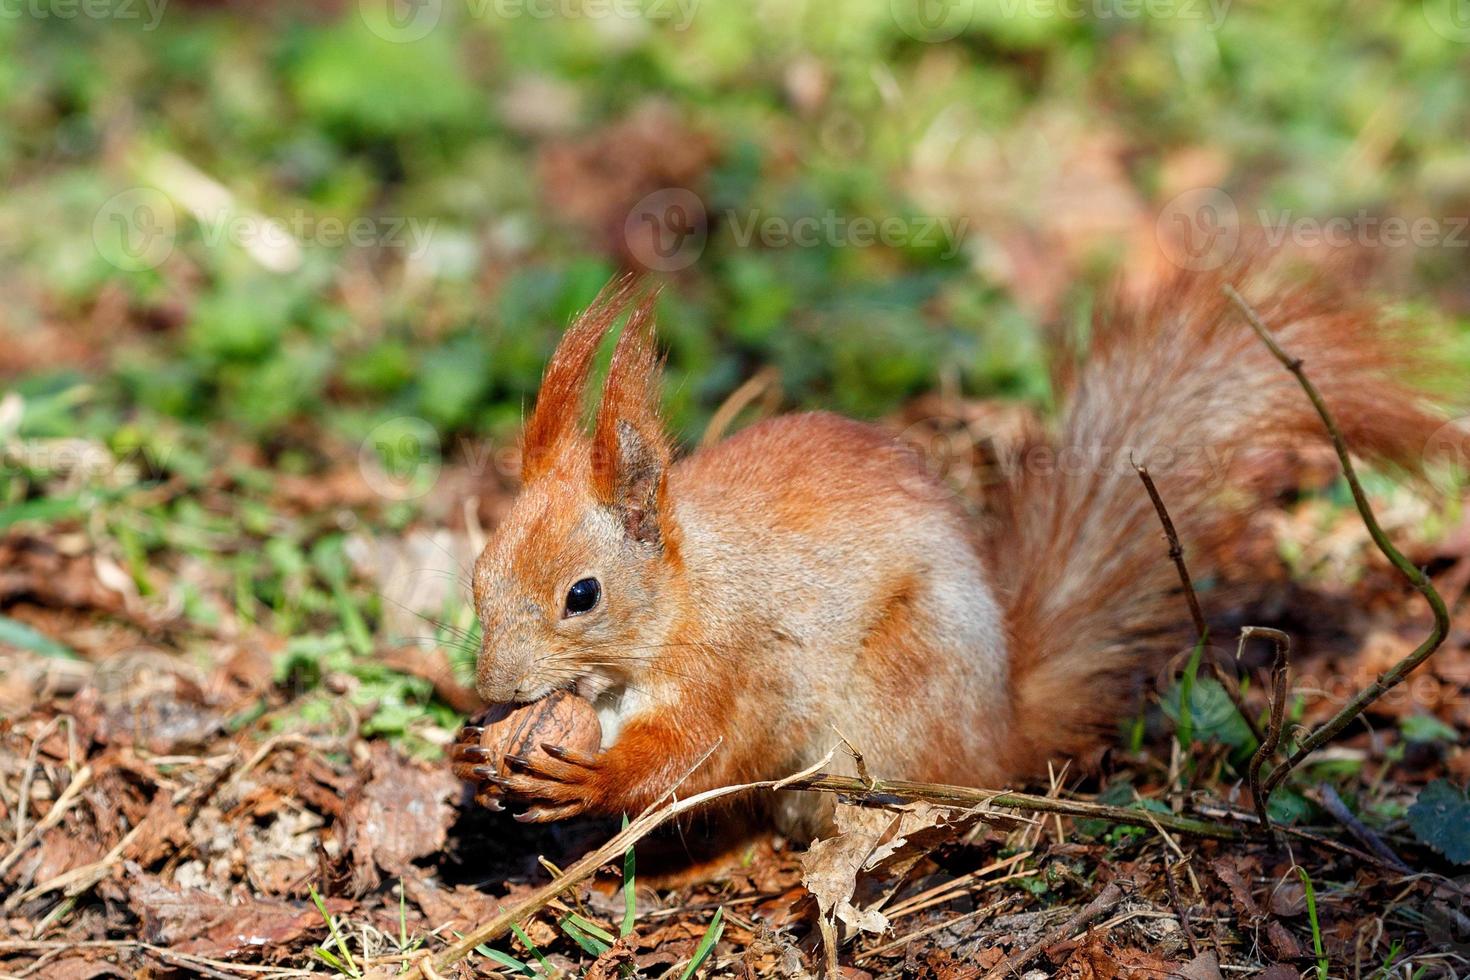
[472,280,680,705]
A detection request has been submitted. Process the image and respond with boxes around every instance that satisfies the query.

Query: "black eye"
[564,577,601,617]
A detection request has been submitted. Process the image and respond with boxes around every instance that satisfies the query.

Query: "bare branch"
[1240,625,1290,832]
[1223,284,1451,797]
[1133,461,1266,746]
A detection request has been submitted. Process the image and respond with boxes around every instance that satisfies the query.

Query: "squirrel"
[453,264,1448,836]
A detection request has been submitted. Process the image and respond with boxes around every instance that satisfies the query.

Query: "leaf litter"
[1,406,1468,978]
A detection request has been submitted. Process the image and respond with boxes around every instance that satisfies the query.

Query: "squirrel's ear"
[522,276,642,483]
[592,292,670,546]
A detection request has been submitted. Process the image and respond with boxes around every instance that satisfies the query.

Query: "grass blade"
[509,923,556,974]
[0,496,81,533]
[621,816,636,939]
[559,914,612,956]
[1297,867,1328,980]
[476,946,536,976]
[309,884,360,977]
[678,907,724,980]
[0,614,78,659]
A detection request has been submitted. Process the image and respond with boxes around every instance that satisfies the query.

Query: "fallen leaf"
[128,876,349,959]
[340,743,459,894]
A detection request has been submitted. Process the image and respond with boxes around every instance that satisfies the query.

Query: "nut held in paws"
[453,690,601,803]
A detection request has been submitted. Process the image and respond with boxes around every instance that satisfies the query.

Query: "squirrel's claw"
[514,802,586,823]
[540,743,600,769]
[455,745,493,763]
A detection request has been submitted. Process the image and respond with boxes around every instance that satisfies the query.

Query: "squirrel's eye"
[564,577,601,617]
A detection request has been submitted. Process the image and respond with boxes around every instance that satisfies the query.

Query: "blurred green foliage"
[3,0,1466,455]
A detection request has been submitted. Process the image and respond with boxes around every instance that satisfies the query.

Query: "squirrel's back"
[668,412,1014,815]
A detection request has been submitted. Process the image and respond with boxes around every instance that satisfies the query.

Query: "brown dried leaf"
[1210,856,1262,921]
[128,876,349,959]
[800,802,951,937]
[125,792,191,867]
[403,873,501,934]
[340,743,458,895]
[1172,951,1224,980]
[31,958,127,980]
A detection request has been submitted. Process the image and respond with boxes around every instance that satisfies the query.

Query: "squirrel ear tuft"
[592,290,670,544]
[522,275,643,483]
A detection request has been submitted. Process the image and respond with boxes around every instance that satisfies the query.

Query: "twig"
[12,718,64,844]
[377,745,824,979]
[855,896,1015,962]
[380,763,1249,977]
[1242,626,1291,832]
[1224,284,1451,796]
[1134,462,1266,746]
[882,850,1033,921]
[1161,858,1200,958]
[7,817,147,909]
[1134,462,1209,638]
[1315,783,1410,873]
[0,764,92,880]
[1140,810,1201,958]
[700,366,780,448]
[779,774,1246,841]
[981,879,1129,980]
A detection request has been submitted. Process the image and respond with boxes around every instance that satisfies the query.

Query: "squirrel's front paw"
[477,743,604,823]
[449,723,505,811]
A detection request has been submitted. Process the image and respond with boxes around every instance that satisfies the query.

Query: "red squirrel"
[454,266,1446,836]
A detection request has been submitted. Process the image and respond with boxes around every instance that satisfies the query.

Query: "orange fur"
[992,258,1447,774]
[471,259,1454,836]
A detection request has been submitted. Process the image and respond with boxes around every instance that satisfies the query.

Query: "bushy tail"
[991,258,1451,775]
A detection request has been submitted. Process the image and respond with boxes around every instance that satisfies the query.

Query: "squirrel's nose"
[475,656,523,705]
